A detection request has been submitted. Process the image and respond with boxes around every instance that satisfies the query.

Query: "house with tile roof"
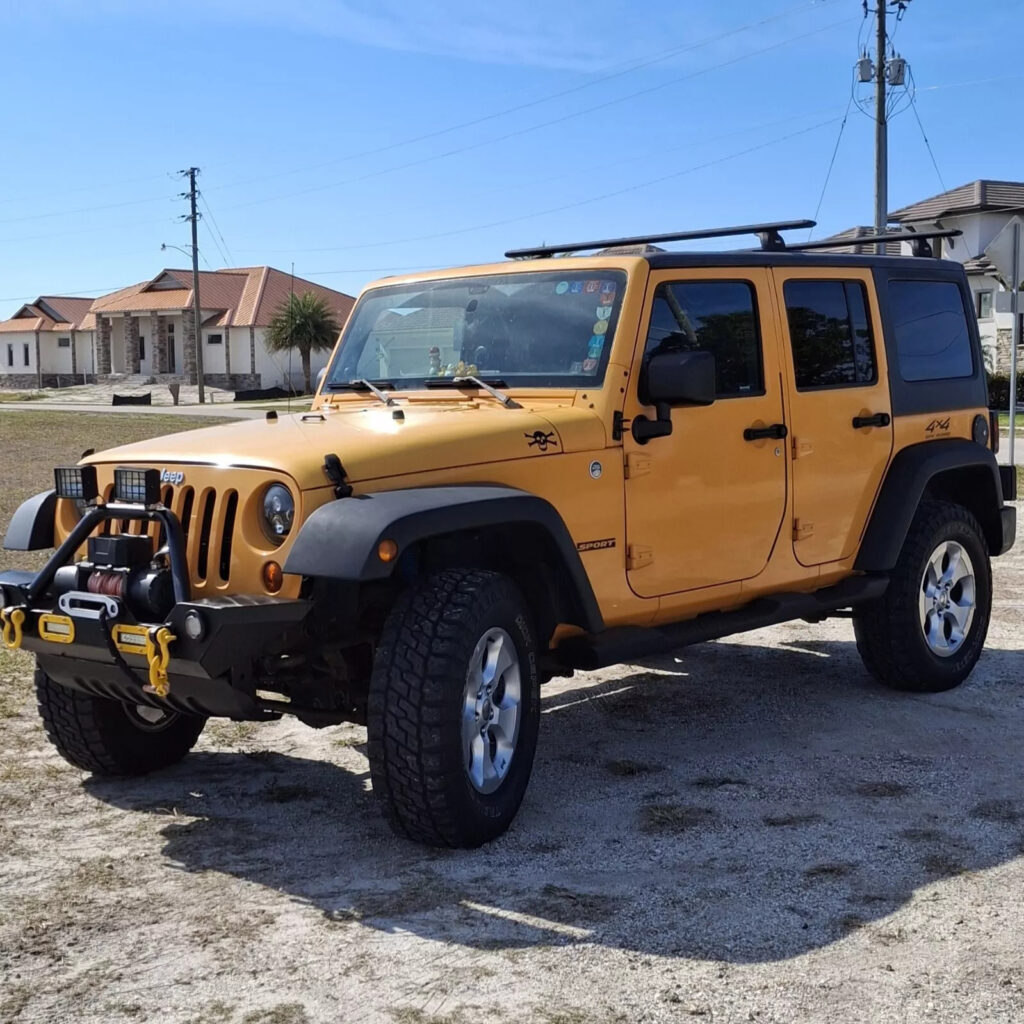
[87,266,356,390]
[888,180,1024,371]
[0,296,97,387]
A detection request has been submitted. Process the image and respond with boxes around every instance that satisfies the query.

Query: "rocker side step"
[555,575,889,671]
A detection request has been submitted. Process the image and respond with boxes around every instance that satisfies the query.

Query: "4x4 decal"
[525,430,558,451]
[925,418,951,436]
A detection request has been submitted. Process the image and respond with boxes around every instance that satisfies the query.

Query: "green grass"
[0,411,233,572]
[996,412,1024,429]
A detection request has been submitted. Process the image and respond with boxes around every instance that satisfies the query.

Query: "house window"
[23,343,30,367]
[977,290,994,319]
[139,335,146,361]
[207,333,223,345]
[58,336,71,348]
[6,344,12,367]
[783,280,877,390]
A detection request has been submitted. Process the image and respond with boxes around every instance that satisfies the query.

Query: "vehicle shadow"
[85,635,1024,964]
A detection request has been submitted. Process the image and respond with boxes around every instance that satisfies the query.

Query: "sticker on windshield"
[598,291,614,305]
[595,306,611,320]
[555,281,569,295]
[570,281,584,294]
[582,357,599,373]
[601,281,616,294]
[588,335,605,358]
[592,320,608,336]
[585,281,600,294]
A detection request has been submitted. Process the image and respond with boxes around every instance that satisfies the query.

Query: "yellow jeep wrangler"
[1,220,1016,847]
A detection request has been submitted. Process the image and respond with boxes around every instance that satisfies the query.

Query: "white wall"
[1,331,36,375]
[253,325,334,390]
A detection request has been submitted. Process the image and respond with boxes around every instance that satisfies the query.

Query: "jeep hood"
[83,403,606,490]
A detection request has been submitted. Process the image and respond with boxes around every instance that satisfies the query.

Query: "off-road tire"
[367,569,540,848]
[853,500,992,692]
[35,666,206,775]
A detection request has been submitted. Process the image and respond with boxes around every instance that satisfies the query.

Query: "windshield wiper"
[328,378,396,406]
[423,375,521,409]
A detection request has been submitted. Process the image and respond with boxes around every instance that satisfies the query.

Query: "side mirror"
[633,350,716,444]
[316,366,327,392]
[640,349,716,407]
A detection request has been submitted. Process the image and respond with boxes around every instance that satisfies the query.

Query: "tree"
[265,291,340,393]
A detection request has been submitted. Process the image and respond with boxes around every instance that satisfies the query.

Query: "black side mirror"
[633,350,716,444]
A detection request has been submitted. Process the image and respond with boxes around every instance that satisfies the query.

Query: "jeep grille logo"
[159,469,185,485]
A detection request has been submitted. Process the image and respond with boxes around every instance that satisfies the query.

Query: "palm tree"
[265,291,340,393]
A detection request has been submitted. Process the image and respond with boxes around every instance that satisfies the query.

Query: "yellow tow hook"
[144,626,176,698]
[1,606,26,651]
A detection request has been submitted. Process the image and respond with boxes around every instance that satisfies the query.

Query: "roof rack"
[504,220,816,259]
[789,228,962,258]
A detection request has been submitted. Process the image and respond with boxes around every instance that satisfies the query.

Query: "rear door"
[773,268,893,566]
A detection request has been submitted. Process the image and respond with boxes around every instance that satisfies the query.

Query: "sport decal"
[595,305,612,320]
[592,320,608,335]
[577,538,616,552]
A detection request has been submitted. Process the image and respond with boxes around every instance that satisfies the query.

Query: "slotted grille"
[98,482,237,586]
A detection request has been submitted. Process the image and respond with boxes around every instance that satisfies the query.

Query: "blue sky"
[1,0,1021,316]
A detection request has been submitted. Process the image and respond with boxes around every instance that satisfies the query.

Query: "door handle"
[852,412,891,429]
[744,423,788,442]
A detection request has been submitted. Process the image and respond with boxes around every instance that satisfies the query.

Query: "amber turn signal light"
[378,539,398,563]
[262,561,283,593]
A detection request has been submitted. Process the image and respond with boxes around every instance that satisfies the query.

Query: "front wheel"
[853,500,992,692]
[35,666,206,775]
[367,569,540,847]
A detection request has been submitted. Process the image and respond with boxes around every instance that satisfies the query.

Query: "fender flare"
[855,440,1008,572]
[3,489,56,551]
[284,485,603,633]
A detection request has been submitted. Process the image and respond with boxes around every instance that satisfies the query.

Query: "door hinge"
[793,519,814,541]
[792,436,814,459]
[627,544,653,570]
[625,452,652,479]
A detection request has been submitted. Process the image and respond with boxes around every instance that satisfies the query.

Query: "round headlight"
[262,483,295,543]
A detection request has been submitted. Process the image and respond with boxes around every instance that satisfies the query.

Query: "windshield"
[325,269,628,390]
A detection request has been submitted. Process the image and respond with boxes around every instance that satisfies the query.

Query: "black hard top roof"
[642,250,965,273]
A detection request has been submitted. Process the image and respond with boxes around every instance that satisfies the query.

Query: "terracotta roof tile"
[809,226,903,256]
[889,180,1024,223]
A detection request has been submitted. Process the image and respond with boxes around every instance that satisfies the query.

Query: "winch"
[50,534,175,623]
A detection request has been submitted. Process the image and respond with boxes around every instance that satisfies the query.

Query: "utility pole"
[873,0,887,248]
[179,167,205,403]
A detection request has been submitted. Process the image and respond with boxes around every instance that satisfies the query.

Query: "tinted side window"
[888,280,974,382]
[784,280,877,390]
[645,281,762,397]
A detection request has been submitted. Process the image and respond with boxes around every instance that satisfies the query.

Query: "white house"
[888,180,1024,372]
[87,266,355,391]
[0,296,96,387]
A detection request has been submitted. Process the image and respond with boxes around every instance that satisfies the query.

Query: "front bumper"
[0,501,310,718]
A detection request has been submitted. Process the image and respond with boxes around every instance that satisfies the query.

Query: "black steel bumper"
[0,500,311,718]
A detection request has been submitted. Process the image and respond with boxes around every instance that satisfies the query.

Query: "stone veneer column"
[96,316,112,374]
[224,325,231,377]
[249,326,256,374]
[150,312,166,373]
[125,316,141,374]
[182,307,197,383]
[70,329,77,377]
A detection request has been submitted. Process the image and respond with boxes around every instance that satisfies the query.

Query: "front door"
[772,268,893,566]
[623,269,788,598]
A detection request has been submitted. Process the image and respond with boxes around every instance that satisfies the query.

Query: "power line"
[0,192,178,227]
[224,15,854,214]
[205,0,829,198]
[808,93,854,239]
[234,105,846,255]
[198,192,234,266]
[908,90,947,192]
[0,172,176,208]
[294,116,841,262]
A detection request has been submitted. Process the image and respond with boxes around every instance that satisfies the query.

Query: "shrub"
[986,370,1024,409]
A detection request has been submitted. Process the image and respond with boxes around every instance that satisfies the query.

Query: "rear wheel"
[854,500,992,692]
[367,569,540,847]
[35,666,206,775]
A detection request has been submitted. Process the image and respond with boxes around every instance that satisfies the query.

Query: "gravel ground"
[1,518,1022,1024]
